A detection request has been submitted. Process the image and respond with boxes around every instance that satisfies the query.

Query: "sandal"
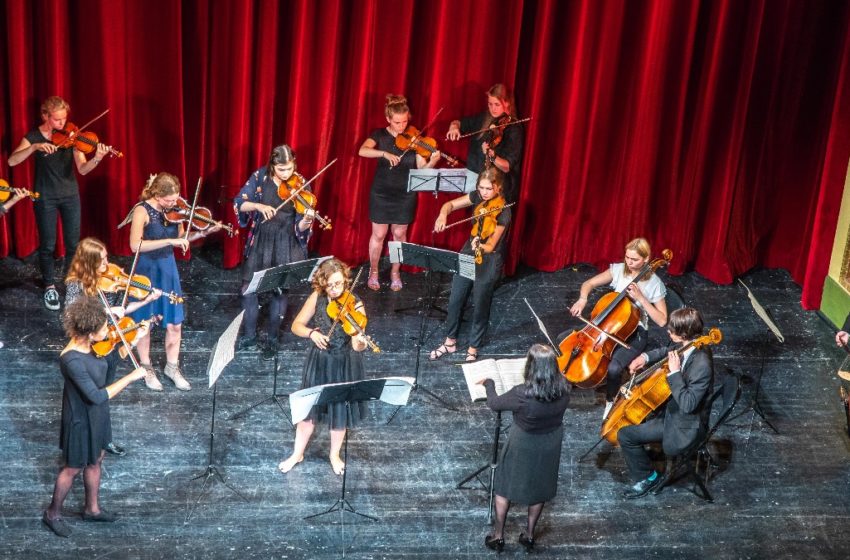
[465,349,479,362]
[367,270,380,291]
[429,341,457,361]
[390,272,403,291]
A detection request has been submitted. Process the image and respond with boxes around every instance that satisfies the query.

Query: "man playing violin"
[8,96,113,311]
[446,84,524,203]
[617,307,714,498]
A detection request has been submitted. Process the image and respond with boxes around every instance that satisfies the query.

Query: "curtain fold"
[1,0,848,309]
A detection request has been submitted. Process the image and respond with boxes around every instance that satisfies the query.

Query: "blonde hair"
[486,84,515,117]
[140,172,181,200]
[41,96,70,116]
[311,258,351,293]
[624,237,652,265]
[384,94,410,119]
[477,166,505,193]
[66,237,107,295]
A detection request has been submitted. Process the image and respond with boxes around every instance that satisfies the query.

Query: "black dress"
[484,381,570,504]
[58,350,117,468]
[367,128,419,224]
[300,295,367,429]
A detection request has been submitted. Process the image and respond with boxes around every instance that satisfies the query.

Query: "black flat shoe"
[237,336,258,351]
[82,509,118,523]
[484,535,505,552]
[105,442,126,456]
[519,532,535,551]
[42,512,71,537]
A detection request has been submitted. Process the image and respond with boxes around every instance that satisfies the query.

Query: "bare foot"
[330,455,345,475]
[277,455,303,474]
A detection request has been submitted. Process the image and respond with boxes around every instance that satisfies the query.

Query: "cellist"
[617,307,714,499]
[569,238,668,418]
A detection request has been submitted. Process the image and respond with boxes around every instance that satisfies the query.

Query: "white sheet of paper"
[461,358,526,402]
[288,376,416,423]
[207,311,244,388]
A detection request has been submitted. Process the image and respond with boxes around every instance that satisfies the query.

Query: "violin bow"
[271,158,338,215]
[437,202,516,232]
[121,241,143,309]
[182,177,203,254]
[326,267,363,338]
[455,116,533,140]
[523,298,561,357]
[75,109,111,136]
[396,107,444,159]
[96,288,142,369]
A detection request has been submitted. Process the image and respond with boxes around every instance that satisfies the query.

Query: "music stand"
[186,311,249,521]
[230,257,331,423]
[456,410,504,524]
[729,280,782,433]
[386,242,473,422]
[294,377,415,523]
[407,168,478,196]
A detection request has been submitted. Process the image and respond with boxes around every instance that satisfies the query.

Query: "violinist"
[0,187,29,217]
[124,173,215,391]
[234,144,314,360]
[446,84,524,203]
[431,167,511,362]
[64,237,161,455]
[278,258,368,476]
[569,238,668,418]
[358,94,440,291]
[8,96,113,311]
[618,307,714,499]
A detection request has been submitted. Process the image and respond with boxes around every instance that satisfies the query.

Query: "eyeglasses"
[326,280,346,289]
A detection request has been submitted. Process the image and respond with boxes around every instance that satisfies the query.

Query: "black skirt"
[493,424,564,504]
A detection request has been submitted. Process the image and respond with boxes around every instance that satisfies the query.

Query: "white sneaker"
[603,401,614,420]
[44,287,60,311]
[164,366,191,391]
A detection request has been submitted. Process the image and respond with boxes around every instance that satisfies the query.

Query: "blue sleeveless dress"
[129,202,184,326]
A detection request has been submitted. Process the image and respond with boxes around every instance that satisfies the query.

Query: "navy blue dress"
[128,202,184,326]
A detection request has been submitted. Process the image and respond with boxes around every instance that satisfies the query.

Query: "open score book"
[461,357,527,402]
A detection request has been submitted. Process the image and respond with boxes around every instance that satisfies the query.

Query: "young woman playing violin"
[431,167,511,362]
[123,172,217,392]
[8,96,114,311]
[358,94,440,291]
[234,144,315,360]
[64,237,162,456]
[278,258,369,476]
[569,238,668,419]
[446,84,524,203]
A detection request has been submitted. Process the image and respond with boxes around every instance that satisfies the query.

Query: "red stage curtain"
[2,0,848,309]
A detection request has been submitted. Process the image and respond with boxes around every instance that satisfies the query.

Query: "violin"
[164,197,235,237]
[52,122,123,158]
[470,195,508,264]
[559,249,673,388]
[98,262,184,304]
[483,114,513,148]
[93,314,161,358]
[326,291,381,353]
[600,328,723,445]
[395,125,461,167]
[276,173,332,230]
[0,179,39,201]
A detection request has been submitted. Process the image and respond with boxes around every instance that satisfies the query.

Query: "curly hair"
[140,172,181,201]
[63,296,108,339]
[41,95,70,116]
[65,237,107,295]
[311,258,351,293]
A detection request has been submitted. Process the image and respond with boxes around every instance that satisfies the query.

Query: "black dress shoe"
[105,442,126,456]
[519,532,535,551]
[484,535,505,552]
[238,336,258,351]
[42,512,71,537]
[624,475,662,499]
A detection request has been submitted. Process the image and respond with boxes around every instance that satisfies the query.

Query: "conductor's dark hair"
[523,343,568,402]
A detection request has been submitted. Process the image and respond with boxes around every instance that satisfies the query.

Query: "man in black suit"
[617,307,714,498]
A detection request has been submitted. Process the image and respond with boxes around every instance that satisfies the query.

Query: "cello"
[559,249,672,388]
[600,328,723,445]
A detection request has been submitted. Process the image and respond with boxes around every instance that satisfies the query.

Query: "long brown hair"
[65,237,107,295]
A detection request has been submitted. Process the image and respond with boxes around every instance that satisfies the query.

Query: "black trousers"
[618,417,664,481]
[33,194,81,286]
[241,284,288,343]
[444,252,502,349]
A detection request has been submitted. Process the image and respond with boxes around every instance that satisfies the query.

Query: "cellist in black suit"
[617,307,714,498]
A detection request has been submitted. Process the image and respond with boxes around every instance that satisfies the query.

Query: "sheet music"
[207,311,244,388]
[461,358,527,402]
[378,376,415,405]
[388,241,403,264]
[306,256,334,282]
[288,376,415,423]
[243,269,267,296]
[458,254,476,280]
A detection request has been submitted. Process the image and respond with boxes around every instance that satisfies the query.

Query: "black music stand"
[186,311,248,521]
[230,257,330,423]
[457,410,504,524]
[386,242,473,422]
[407,168,478,197]
[295,377,415,523]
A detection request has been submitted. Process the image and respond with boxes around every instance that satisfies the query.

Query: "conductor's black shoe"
[484,535,505,552]
[624,475,661,499]
[42,512,71,537]
[261,340,279,361]
[519,533,535,551]
[238,336,258,351]
[82,509,118,523]
[105,442,126,456]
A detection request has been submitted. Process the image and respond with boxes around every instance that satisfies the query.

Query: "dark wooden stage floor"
[1,248,848,559]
